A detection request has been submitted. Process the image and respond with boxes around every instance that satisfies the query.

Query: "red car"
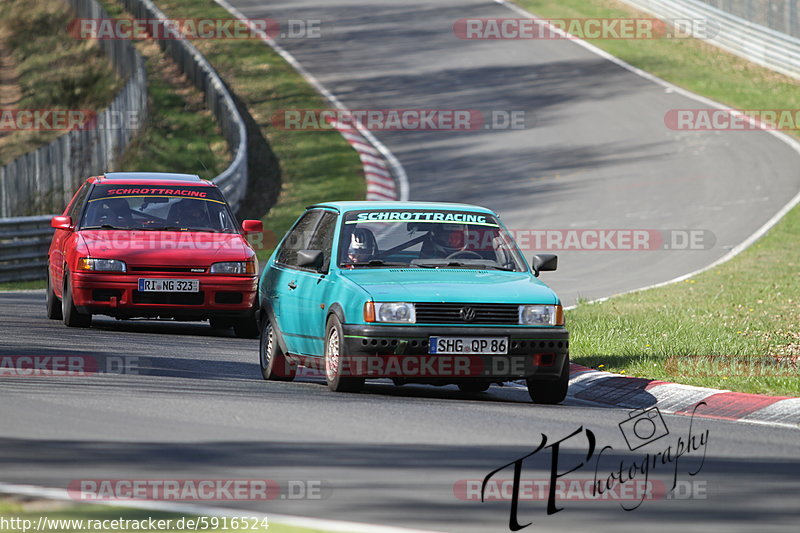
[46,172,263,337]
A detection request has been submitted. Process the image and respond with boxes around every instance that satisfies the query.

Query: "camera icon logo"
[619,407,670,451]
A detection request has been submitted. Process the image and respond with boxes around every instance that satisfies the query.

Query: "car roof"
[91,172,212,186]
[308,201,497,215]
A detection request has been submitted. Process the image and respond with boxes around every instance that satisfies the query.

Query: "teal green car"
[257,201,569,404]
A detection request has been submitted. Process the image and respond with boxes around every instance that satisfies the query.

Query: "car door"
[266,210,321,354]
[290,210,339,356]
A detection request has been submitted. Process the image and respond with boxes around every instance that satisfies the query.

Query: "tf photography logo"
[479,404,709,530]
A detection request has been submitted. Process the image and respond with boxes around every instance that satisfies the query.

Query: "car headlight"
[364,302,416,323]
[519,304,564,326]
[210,261,256,274]
[77,258,126,272]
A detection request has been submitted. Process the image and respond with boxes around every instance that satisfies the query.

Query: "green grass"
[0,498,333,533]
[0,0,121,165]
[0,280,46,291]
[149,0,364,258]
[514,0,800,395]
[96,0,229,179]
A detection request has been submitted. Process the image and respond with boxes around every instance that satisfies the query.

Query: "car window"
[276,210,322,267]
[339,209,526,271]
[66,183,91,221]
[79,184,237,232]
[306,211,338,272]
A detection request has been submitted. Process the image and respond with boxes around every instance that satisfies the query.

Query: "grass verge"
[148,0,364,259]
[0,0,121,165]
[0,497,332,533]
[514,0,799,395]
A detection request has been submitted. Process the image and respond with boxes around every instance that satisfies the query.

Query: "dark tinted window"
[66,183,91,221]
[306,211,338,272]
[276,210,322,267]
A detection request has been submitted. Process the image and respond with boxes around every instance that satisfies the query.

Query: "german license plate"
[429,337,508,355]
[138,279,199,292]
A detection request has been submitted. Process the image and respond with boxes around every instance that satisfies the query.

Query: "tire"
[324,315,363,393]
[526,357,570,404]
[259,315,295,381]
[46,268,62,320]
[458,381,491,393]
[233,312,259,338]
[62,269,91,328]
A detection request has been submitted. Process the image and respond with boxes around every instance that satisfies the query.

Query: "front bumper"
[339,324,569,382]
[71,272,257,319]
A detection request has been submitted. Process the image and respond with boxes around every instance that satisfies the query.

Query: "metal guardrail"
[0,0,147,218]
[622,0,800,79]
[121,0,249,211]
[0,216,54,284]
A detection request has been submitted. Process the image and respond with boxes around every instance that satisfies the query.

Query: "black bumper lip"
[339,324,568,381]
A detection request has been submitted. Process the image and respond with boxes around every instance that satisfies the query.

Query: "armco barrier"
[0,216,54,283]
[622,0,800,79]
[0,0,147,218]
[120,0,249,212]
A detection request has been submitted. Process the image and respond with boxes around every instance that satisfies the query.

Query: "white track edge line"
[213,0,409,201]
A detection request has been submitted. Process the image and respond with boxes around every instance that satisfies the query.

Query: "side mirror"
[297,249,324,270]
[242,219,263,234]
[51,215,73,231]
[532,254,557,277]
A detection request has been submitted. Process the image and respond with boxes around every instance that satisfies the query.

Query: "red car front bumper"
[71,272,257,319]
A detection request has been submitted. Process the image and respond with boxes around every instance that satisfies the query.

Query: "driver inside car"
[171,199,210,228]
[420,223,472,259]
[346,227,378,263]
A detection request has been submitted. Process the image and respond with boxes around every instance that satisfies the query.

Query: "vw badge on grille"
[460,306,476,322]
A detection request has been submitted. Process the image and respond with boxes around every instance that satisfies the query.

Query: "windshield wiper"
[414,261,514,271]
[345,260,412,268]
[80,224,130,230]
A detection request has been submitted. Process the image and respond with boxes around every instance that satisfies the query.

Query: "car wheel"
[526,357,570,404]
[324,315,363,393]
[46,267,62,320]
[233,312,259,338]
[260,316,295,381]
[458,381,491,393]
[62,269,91,328]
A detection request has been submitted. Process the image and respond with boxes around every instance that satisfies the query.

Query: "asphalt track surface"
[3,1,800,532]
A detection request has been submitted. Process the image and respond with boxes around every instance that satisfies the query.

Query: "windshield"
[80,184,238,233]
[338,209,526,271]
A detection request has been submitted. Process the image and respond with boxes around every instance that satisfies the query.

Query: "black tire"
[233,312,259,338]
[46,268,62,320]
[324,315,363,393]
[458,381,491,393]
[259,315,295,381]
[209,318,235,330]
[62,269,91,328]
[526,357,570,404]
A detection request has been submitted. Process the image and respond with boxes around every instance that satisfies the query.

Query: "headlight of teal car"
[364,302,416,323]
[77,258,126,272]
[210,261,256,274]
[519,305,564,326]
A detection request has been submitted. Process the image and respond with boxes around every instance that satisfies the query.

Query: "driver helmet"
[347,228,377,263]
[428,223,468,255]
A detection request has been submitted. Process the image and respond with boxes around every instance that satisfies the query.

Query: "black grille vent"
[131,266,205,273]
[132,291,204,305]
[415,303,519,324]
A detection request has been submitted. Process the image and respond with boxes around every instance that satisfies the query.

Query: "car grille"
[132,291,204,305]
[414,303,519,324]
[130,266,206,273]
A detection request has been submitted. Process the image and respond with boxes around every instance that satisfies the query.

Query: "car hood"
[77,230,253,266]
[338,268,559,304]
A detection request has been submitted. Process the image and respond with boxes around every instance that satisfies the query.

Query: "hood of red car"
[77,230,254,267]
